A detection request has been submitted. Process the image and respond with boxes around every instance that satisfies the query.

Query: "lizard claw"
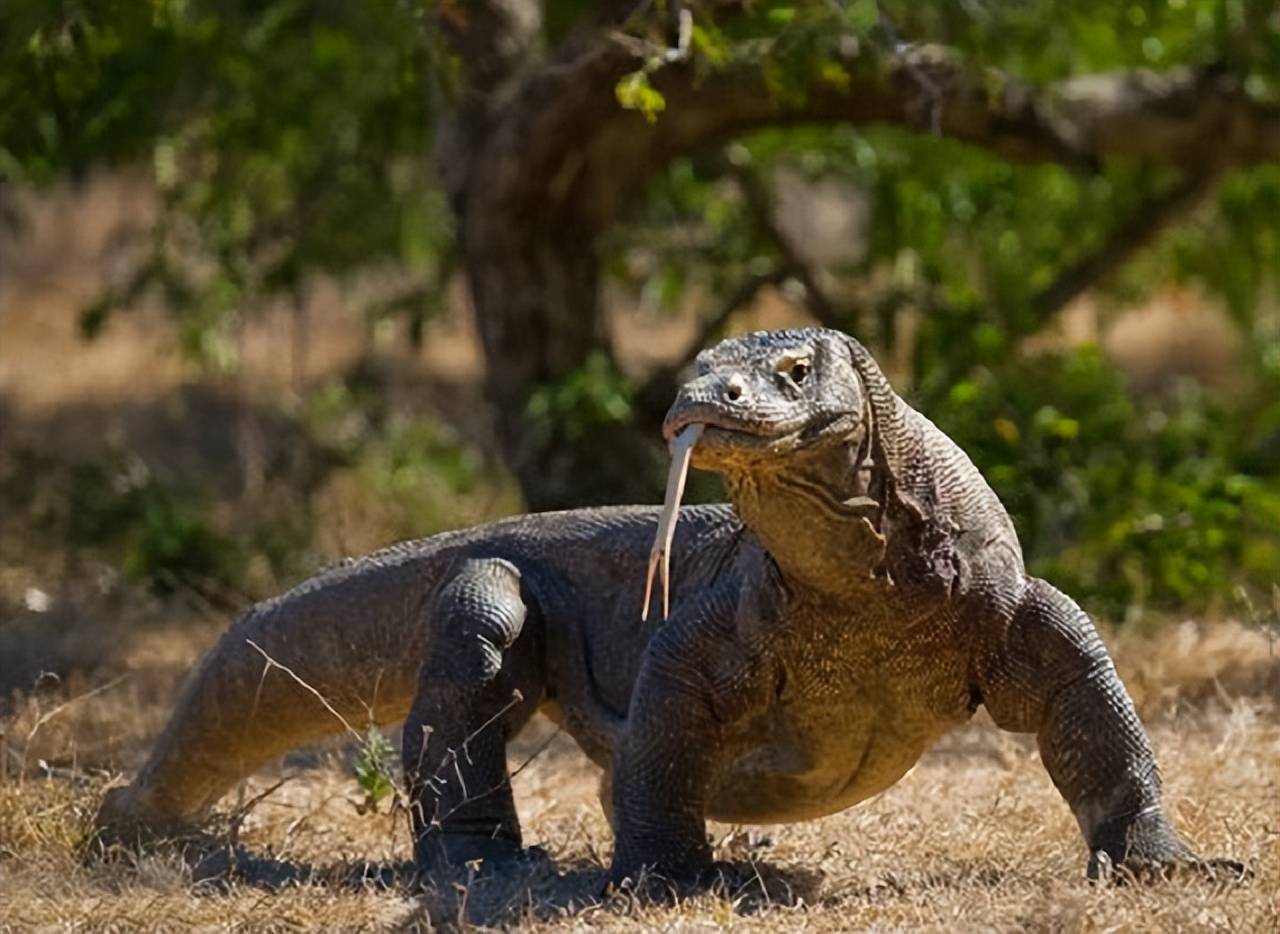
[1087,849,1114,884]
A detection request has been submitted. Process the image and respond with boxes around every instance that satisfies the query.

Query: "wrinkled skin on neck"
[722,428,892,598]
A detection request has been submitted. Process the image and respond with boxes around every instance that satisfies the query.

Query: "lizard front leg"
[974,577,1245,881]
[402,557,543,879]
[607,587,773,890]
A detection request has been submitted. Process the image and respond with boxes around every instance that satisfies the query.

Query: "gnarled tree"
[432,0,1280,509]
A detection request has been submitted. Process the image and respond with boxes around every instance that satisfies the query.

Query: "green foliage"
[1139,166,1280,325]
[302,380,484,496]
[881,0,1280,87]
[524,351,634,444]
[6,0,1280,620]
[62,452,244,593]
[353,726,397,809]
[300,375,519,542]
[2,0,448,368]
[931,347,1280,619]
[616,69,667,123]
[357,416,486,514]
[610,96,1280,619]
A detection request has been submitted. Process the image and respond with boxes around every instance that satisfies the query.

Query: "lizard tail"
[93,556,434,844]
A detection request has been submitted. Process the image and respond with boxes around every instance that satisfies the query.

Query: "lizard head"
[642,327,882,619]
[663,327,868,472]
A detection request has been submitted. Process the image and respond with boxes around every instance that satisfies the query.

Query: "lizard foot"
[85,786,214,865]
[414,843,557,930]
[1086,812,1249,885]
[1089,849,1251,885]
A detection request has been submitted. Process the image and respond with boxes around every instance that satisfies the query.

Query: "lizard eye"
[789,361,810,384]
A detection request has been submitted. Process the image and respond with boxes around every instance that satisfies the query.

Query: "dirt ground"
[0,611,1276,932]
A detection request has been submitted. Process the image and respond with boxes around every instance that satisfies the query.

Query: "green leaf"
[846,0,880,33]
[615,69,666,123]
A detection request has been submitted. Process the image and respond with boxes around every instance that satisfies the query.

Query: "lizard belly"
[707,690,964,824]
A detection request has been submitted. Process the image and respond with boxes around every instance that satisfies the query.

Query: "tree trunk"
[462,197,664,510]
[439,74,666,510]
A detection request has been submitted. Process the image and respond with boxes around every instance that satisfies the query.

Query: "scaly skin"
[95,328,1242,888]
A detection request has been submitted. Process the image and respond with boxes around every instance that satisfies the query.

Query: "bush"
[929,346,1280,619]
[63,453,245,594]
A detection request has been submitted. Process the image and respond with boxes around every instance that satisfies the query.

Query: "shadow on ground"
[179,843,826,927]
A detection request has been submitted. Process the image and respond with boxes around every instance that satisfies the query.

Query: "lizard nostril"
[725,375,746,403]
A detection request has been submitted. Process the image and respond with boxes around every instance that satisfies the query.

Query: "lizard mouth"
[641,405,862,622]
[639,412,857,623]
[663,409,785,445]
[665,410,857,456]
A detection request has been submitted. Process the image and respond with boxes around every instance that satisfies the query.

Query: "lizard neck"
[725,427,893,601]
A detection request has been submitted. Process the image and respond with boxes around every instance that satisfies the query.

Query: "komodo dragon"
[96,327,1242,887]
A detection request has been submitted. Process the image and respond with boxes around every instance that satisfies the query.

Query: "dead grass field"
[0,608,1276,932]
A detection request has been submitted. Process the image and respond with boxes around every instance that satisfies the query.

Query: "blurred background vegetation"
[1,0,1278,635]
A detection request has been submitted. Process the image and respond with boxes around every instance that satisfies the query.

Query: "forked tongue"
[641,423,705,621]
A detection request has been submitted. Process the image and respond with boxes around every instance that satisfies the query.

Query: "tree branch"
[443,15,1278,506]
[1028,172,1219,320]
[725,160,1218,355]
[679,265,794,369]
[651,44,1280,170]
[470,34,1280,270]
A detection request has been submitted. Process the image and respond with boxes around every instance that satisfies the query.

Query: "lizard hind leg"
[402,556,545,880]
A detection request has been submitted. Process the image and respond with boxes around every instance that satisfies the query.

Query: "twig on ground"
[226,777,291,849]
[510,726,563,782]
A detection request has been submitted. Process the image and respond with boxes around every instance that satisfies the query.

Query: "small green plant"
[615,68,667,123]
[353,726,398,812]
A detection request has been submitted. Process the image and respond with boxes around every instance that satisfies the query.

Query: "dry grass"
[1,610,1276,932]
